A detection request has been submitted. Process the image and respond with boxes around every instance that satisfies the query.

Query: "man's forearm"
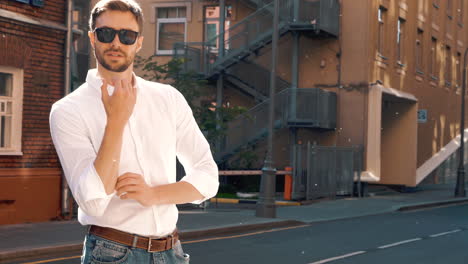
[94,122,125,195]
[152,181,204,205]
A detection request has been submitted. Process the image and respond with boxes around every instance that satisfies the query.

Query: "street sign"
[418,109,427,123]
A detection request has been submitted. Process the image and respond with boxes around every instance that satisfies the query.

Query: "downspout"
[216,0,225,154]
[61,0,73,219]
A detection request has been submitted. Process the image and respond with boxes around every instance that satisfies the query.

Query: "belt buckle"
[147,238,156,253]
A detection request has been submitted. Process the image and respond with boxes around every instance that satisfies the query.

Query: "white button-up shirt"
[50,69,219,237]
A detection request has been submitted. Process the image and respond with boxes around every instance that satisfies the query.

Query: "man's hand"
[101,79,136,127]
[116,173,156,207]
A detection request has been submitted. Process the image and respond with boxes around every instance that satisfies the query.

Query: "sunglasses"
[94,27,139,45]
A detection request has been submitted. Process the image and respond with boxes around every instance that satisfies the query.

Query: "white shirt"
[50,69,219,237]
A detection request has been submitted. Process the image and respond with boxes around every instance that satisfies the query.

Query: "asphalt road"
[12,204,468,264]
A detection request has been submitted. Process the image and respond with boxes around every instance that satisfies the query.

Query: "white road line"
[429,229,462,238]
[378,238,422,249]
[308,251,366,264]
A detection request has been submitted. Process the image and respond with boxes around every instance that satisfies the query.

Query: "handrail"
[216,88,337,161]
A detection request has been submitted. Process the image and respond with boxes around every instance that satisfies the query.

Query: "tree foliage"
[134,55,247,149]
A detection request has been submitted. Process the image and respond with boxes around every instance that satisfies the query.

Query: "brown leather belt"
[89,225,179,252]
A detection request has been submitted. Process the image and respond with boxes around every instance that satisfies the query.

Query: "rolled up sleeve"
[50,103,113,217]
[173,89,219,204]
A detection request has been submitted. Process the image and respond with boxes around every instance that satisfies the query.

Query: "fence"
[292,142,363,200]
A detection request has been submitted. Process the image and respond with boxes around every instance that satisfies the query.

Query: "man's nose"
[110,33,121,47]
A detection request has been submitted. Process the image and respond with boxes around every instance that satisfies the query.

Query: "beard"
[94,47,135,73]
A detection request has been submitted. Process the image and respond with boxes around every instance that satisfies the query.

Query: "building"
[0,0,90,224]
[2,0,467,225]
[134,0,468,189]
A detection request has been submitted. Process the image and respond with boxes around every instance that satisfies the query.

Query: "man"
[49,0,219,263]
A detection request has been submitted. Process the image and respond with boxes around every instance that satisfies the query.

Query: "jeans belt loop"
[165,234,173,250]
[131,236,138,249]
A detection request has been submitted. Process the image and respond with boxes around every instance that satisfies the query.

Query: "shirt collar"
[85,68,140,96]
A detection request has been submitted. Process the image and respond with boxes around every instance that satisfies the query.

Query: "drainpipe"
[216,0,225,153]
[61,0,73,218]
[455,48,468,197]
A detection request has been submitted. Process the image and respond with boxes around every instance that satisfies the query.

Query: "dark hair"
[89,0,144,33]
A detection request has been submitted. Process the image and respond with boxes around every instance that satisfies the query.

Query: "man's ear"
[136,36,144,53]
[88,31,96,50]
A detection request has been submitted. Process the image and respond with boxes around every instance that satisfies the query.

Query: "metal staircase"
[174,0,339,78]
[173,0,340,163]
[216,88,337,162]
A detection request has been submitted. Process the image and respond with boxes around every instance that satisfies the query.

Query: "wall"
[0,0,66,224]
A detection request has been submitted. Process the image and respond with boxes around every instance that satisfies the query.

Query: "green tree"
[134,56,247,151]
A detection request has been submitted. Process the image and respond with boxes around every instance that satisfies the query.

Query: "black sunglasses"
[94,27,139,45]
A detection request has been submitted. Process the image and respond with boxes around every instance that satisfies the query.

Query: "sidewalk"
[1,183,468,262]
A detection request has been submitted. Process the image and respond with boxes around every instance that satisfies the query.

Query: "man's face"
[89,11,143,73]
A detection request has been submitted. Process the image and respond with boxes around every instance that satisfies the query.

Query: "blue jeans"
[81,233,190,264]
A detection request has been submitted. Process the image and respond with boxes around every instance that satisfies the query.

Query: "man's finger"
[119,172,143,179]
[100,79,109,103]
[121,192,137,200]
[117,185,139,196]
[112,78,122,92]
[115,178,138,189]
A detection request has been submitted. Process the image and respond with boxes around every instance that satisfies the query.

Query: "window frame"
[377,6,388,59]
[430,37,438,80]
[447,0,453,18]
[458,0,464,26]
[0,66,23,156]
[416,28,424,74]
[396,17,406,64]
[155,8,188,55]
[445,45,452,87]
[456,51,462,91]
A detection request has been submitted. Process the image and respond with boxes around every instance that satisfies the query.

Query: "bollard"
[284,166,293,200]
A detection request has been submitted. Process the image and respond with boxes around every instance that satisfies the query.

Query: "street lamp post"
[256,0,279,218]
[455,48,468,197]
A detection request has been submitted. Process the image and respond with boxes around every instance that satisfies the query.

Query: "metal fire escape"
[174,0,340,163]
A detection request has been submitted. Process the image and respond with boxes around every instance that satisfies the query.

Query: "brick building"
[0,0,90,225]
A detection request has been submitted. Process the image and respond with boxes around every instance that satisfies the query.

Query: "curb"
[0,243,83,263]
[180,220,306,241]
[396,197,468,211]
[0,220,306,263]
[210,198,301,206]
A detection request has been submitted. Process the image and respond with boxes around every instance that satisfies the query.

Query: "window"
[430,37,438,79]
[458,0,464,25]
[396,18,405,64]
[204,5,232,49]
[447,0,453,18]
[0,66,23,155]
[456,52,462,91]
[378,6,387,58]
[156,7,187,55]
[416,29,424,73]
[445,45,452,86]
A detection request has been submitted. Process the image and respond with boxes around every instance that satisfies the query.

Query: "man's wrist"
[151,186,162,206]
[105,118,126,132]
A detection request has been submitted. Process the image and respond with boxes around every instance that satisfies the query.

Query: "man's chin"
[102,62,130,73]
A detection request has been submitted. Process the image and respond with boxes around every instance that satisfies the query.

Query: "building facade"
[2,0,467,225]
[0,0,90,225]
[134,0,468,187]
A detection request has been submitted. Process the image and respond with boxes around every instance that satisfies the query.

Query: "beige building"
[88,0,468,188]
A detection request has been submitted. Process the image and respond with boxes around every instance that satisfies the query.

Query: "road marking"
[377,238,422,249]
[308,251,366,264]
[429,229,462,238]
[21,255,80,264]
[182,224,310,244]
